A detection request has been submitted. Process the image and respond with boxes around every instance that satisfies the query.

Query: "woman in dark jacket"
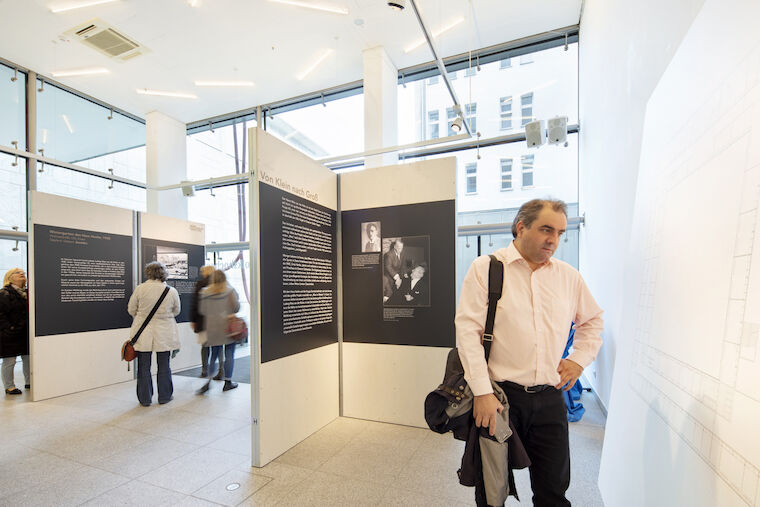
[0,268,29,395]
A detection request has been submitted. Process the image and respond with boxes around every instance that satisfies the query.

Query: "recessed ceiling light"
[136,89,198,99]
[194,81,255,87]
[404,16,465,53]
[61,114,74,133]
[51,67,109,77]
[297,49,334,80]
[268,0,348,15]
[187,0,201,6]
[49,0,119,13]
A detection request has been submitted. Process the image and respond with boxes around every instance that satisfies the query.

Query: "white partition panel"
[141,213,205,372]
[251,127,339,466]
[598,1,760,505]
[259,343,339,464]
[29,191,134,400]
[340,158,456,427]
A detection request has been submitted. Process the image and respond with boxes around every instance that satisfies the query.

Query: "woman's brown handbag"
[121,286,170,370]
[227,316,248,342]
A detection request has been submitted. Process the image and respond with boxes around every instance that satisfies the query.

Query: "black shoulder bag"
[425,255,503,432]
[121,286,171,370]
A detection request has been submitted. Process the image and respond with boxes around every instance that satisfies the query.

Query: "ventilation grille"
[64,19,148,62]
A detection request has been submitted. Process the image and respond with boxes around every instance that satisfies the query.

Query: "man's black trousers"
[475,382,570,507]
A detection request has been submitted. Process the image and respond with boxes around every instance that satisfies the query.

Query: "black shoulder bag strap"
[130,286,170,345]
[482,255,504,362]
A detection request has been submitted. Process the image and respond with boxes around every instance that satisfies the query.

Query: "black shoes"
[213,372,224,381]
[5,388,22,395]
[196,381,211,395]
[200,370,208,378]
[24,384,30,389]
[223,381,238,391]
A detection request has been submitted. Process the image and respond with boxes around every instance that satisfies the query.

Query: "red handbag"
[227,316,248,342]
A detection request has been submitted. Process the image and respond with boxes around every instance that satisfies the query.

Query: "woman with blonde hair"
[0,268,29,395]
[197,269,241,393]
[127,261,181,406]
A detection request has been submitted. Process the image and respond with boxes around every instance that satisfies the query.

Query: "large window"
[427,110,439,139]
[36,163,146,211]
[0,63,26,151]
[187,121,251,244]
[36,80,146,185]
[397,43,578,143]
[0,153,26,232]
[267,93,363,159]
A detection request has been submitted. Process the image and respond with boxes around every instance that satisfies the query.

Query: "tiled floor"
[1,368,606,506]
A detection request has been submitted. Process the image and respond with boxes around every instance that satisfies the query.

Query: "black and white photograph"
[156,246,189,279]
[361,221,381,252]
[382,235,430,307]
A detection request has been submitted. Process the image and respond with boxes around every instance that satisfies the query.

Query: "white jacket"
[128,279,181,352]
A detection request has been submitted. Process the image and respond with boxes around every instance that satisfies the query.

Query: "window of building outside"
[0,153,26,277]
[427,76,438,85]
[427,110,439,139]
[35,80,146,210]
[500,96,513,130]
[500,58,512,69]
[464,67,477,77]
[500,158,513,191]
[521,154,535,188]
[397,43,577,144]
[448,71,457,81]
[266,92,363,160]
[521,92,534,126]
[0,63,26,151]
[520,54,534,65]
[187,121,250,244]
[465,163,477,194]
[465,103,477,133]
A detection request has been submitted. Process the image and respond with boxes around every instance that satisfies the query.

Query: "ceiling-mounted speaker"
[525,120,546,148]
[547,116,568,145]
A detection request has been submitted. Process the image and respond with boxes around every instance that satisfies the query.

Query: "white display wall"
[250,127,340,466]
[340,158,456,427]
[29,191,134,400]
[598,1,760,505]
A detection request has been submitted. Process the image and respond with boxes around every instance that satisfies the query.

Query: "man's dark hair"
[511,199,568,238]
[365,222,377,236]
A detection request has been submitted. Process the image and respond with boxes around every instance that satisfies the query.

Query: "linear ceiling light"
[404,16,465,53]
[49,0,119,13]
[61,114,74,134]
[268,0,348,15]
[194,80,255,87]
[51,67,109,77]
[297,49,334,80]
[136,89,198,99]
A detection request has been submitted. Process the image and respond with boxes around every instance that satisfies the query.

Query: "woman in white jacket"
[127,261,181,406]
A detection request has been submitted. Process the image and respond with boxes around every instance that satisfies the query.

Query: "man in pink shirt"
[456,199,603,506]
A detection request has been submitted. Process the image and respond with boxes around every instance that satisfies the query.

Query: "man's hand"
[190,322,197,332]
[473,393,504,436]
[394,278,402,289]
[404,294,413,301]
[556,359,583,391]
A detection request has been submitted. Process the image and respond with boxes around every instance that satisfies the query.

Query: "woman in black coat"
[0,268,29,395]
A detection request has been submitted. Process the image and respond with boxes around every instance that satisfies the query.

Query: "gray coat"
[198,287,240,346]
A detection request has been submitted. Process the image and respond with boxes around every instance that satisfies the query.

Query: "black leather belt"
[501,380,554,393]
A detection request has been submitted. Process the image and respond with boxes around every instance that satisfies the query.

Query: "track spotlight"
[450,115,464,133]
[388,0,405,10]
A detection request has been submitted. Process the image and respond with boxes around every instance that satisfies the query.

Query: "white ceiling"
[0,0,581,124]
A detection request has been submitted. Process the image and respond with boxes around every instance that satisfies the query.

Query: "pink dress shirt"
[455,243,603,396]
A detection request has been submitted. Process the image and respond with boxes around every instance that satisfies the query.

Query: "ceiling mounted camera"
[388,0,406,10]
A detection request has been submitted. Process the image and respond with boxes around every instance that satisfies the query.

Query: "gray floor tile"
[82,480,187,506]
[139,447,249,494]
[190,468,271,506]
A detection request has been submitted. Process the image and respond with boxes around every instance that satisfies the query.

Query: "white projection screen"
[599,1,760,506]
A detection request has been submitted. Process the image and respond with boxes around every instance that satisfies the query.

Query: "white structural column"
[146,111,188,219]
[363,46,398,168]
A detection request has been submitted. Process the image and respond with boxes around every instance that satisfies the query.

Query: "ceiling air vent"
[64,19,149,62]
